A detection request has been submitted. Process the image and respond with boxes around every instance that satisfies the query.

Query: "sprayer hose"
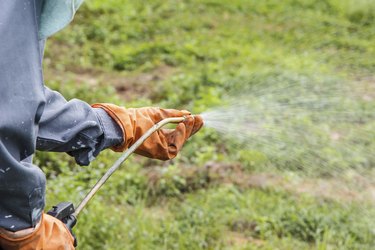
[74,116,186,216]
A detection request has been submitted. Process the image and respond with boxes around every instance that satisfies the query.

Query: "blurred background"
[37,0,374,249]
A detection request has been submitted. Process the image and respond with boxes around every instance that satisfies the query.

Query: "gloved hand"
[92,103,204,160]
[0,214,75,250]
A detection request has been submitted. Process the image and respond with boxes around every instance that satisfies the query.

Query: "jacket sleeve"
[36,86,123,166]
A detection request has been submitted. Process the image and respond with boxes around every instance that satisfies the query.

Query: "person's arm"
[36,87,123,166]
[36,87,204,164]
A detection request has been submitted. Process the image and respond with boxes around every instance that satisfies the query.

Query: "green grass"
[38,0,375,249]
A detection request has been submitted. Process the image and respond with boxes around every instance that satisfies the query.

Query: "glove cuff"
[91,103,134,152]
[0,216,42,242]
[0,214,75,250]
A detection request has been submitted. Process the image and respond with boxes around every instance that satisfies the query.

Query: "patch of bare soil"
[112,65,175,102]
[225,231,264,248]
[144,162,375,204]
[44,65,175,102]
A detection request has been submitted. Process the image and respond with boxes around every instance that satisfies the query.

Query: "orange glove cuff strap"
[91,103,133,152]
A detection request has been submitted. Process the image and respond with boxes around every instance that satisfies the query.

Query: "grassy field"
[38,0,375,249]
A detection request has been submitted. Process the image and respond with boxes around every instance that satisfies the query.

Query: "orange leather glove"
[0,214,75,250]
[92,103,204,160]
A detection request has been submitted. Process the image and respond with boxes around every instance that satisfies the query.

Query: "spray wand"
[47,116,186,246]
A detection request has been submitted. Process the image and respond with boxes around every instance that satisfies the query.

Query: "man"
[0,1,203,249]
